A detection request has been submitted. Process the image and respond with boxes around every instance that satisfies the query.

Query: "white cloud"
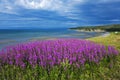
[109,19,120,22]
[99,0,120,2]
[0,0,17,14]
[0,0,85,19]
[14,0,84,15]
[0,0,119,19]
[93,0,120,4]
[15,0,44,9]
[0,17,41,20]
[15,0,84,10]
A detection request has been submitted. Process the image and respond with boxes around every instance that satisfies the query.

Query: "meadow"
[0,33,120,80]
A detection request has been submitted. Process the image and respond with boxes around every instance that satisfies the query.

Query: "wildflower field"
[0,33,120,80]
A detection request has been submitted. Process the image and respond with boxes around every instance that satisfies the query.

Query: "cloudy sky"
[0,0,120,29]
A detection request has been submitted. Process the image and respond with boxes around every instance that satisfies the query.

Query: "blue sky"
[0,0,120,29]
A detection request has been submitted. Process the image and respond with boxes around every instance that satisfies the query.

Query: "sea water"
[0,28,105,49]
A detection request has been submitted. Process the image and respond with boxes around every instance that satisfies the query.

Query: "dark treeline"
[70,24,120,32]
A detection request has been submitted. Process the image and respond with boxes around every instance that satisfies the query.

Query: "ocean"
[0,28,105,49]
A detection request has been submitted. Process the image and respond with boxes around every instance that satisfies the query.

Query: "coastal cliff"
[70,24,120,32]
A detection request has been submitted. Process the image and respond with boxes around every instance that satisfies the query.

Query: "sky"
[0,0,120,29]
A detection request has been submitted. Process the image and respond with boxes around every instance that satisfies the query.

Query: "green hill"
[70,24,120,32]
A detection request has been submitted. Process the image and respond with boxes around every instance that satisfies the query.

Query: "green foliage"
[0,55,119,80]
[70,24,120,32]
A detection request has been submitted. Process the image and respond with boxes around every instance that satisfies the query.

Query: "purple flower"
[0,39,119,69]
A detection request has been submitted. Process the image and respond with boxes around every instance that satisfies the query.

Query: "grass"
[88,32,120,50]
[88,32,120,79]
[0,32,120,80]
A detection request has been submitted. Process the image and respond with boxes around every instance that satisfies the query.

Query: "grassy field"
[88,32,120,50]
[88,32,120,79]
[0,32,120,80]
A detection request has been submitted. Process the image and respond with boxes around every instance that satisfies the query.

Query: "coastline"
[100,32,110,37]
[0,31,110,50]
[73,29,110,38]
[90,32,110,38]
[74,29,105,32]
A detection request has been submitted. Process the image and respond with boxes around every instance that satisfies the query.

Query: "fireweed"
[0,39,119,69]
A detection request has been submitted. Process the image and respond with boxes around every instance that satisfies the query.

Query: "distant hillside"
[70,24,120,32]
